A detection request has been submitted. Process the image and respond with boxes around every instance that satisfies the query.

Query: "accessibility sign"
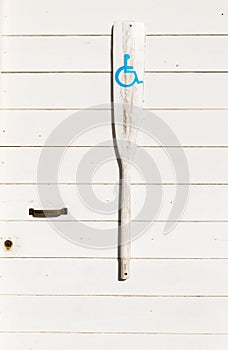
[115,54,143,88]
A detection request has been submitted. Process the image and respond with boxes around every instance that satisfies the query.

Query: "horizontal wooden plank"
[2,333,228,350]
[0,296,228,332]
[0,185,228,221]
[1,259,228,295]
[1,222,228,258]
[2,0,228,34]
[1,110,228,147]
[1,36,111,72]
[3,36,228,72]
[0,147,228,184]
[2,73,228,109]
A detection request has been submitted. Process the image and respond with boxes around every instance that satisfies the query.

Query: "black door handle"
[29,208,68,218]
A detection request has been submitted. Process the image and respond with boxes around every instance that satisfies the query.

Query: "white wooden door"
[1,0,228,349]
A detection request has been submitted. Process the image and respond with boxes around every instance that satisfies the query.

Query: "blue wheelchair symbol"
[115,54,143,88]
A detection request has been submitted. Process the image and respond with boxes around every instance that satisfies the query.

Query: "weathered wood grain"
[113,21,145,279]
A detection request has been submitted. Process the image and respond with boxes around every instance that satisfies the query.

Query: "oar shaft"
[113,21,145,280]
[119,162,131,280]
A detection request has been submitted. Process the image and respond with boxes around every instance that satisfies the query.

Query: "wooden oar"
[112,21,145,280]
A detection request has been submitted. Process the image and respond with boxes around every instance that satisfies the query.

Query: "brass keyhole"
[4,240,13,251]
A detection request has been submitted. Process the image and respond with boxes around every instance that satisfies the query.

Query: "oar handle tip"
[119,258,130,280]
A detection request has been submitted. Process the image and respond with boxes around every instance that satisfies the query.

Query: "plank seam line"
[3,34,228,37]
[1,294,228,298]
[0,107,228,112]
[3,71,228,74]
[1,258,228,260]
[0,294,228,298]
[0,183,228,186]
[0,331,227,335]
[2,71,228,74]
[1,108,228,111]
[0,220,227,223]
[1,146,228,149]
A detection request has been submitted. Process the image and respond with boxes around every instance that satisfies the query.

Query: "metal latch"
[29,208,68,218]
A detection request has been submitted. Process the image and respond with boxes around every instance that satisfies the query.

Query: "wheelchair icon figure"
[115,54,143,88]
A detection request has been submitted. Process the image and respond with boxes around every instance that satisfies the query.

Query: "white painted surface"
[1,296,228,333]
[1,110,228,147]
[2,73,228,108]
[1,258,228,295]
[2,0,228,34]
[1,147,228,183]
[1,184,228,221]
[1,0,228,348]
[1,222,228,258]
[1,334,228,350]
[2,36,228,72]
